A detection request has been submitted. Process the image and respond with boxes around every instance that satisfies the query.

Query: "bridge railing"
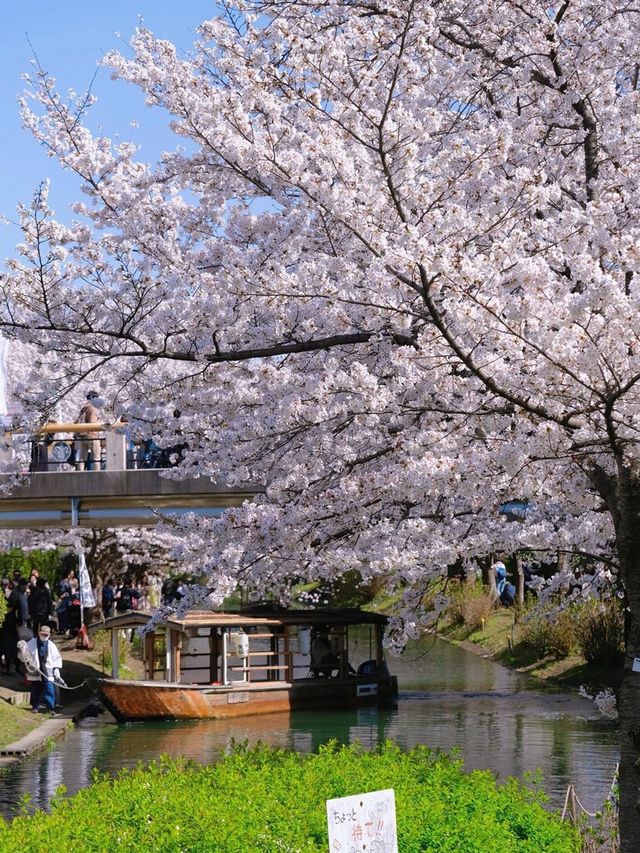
[7,422,185,473]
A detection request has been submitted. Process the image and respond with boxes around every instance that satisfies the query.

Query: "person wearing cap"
[25,624,63,713]
[74,390,103,470]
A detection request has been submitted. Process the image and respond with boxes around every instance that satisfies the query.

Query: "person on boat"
[25,624,63,713]
[311,628,340,677]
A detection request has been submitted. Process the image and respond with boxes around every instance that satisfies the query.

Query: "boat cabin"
[95,607,391,685]
[89,607,398,721]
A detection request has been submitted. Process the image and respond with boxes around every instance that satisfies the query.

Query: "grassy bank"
[0,700,42,748]
[440,598,623,694]
[0,629,144,751]
[0,743,579,852]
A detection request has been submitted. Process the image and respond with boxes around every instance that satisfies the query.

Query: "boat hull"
[97,676,398,722]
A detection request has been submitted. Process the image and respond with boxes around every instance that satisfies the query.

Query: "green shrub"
[575,599,625,666]
[449,580,496,630]
[0,743,578,853]
[92,629,131,677]
[520,606,577,659]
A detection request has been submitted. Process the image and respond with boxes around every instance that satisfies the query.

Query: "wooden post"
[144,631,155,680]
[270,633,279,682]
[516,554,525,604]
[284,628,293,683]
[111,629,119,679]
[174,630,182,683]
[105,427,126,470]
[221,630,229,684]
[345,626,349,676]
[166,629,174,682]
[375,624,384,675]
[209,629,219,683]
[339,628,348,679]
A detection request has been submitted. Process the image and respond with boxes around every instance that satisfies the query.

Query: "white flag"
[77,547,96,608]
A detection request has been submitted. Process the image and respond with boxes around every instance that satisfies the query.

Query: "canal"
[0,638,618,818]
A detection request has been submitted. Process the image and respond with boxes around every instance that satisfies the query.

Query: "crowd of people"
[0,568,174,677]
[0,570,58,675]
[100,572,165,617]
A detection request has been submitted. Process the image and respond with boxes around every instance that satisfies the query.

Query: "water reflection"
[0,639,619,818]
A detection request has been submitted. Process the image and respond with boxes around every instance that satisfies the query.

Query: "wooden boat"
[89,607,398,722]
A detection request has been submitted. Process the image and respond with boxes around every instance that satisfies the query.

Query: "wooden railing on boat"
[95,609,387,687]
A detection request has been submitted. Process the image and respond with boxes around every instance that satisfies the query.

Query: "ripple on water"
[0,638,620,819]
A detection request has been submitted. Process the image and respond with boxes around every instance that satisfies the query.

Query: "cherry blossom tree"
[1,0,640,843]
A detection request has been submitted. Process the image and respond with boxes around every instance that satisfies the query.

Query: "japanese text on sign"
[326,788,397,853]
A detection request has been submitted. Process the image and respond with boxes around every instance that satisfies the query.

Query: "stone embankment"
[0,699,94,767]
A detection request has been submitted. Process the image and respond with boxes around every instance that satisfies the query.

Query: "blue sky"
[0,1,220,261]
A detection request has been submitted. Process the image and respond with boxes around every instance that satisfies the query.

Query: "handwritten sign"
[326,788,397,853]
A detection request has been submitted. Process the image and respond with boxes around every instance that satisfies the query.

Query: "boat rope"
[561,767,619,822]
[16,640,89,691]
[561,785,598,820]
[52,678,90,691]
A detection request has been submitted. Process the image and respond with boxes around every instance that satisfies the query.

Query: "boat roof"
[90,607,388,633]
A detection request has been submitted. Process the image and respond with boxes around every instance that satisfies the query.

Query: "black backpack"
[117,588,132,611]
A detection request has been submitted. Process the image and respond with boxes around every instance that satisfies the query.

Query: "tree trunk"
[612,471,640,852]
[483,556,498,600]
[463,557,477,586]
[618,611,640,852]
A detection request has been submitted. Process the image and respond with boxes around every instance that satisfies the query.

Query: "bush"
[91,629,131,677]
[0,743,578,853]
[520,606,577,659]
[575,599,625,666]
[448,580,496,630]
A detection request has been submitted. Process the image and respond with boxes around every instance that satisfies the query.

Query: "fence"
[5,422,186,473]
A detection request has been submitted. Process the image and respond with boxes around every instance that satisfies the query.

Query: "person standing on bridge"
[74,390,103,470]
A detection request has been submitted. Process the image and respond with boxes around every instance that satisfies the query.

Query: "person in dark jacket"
[9,578,31,633]
[1,596,18,675]
[3,578,30,674]
[29,577,52,635]
[115,577,140,613]
[102,578,115,618]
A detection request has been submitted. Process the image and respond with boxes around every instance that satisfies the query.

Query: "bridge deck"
[0,470,256,528]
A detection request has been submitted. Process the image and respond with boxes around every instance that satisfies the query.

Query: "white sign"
[326,788,397,853]
[633,657,640,674]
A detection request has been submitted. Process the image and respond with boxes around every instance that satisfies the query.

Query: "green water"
[0,637,618,818]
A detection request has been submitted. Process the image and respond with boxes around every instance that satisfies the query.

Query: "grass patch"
[0,743,579,852]
[0,700,42,750]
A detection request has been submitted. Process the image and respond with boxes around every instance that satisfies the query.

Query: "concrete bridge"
[0,423,256,529]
